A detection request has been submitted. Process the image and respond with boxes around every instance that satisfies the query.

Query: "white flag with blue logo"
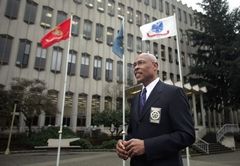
[140,15,177,41]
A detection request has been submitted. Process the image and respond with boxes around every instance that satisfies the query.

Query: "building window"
[92,95,100,113]
[144,0,149,6]
[93,56,102,80]
[71,15,80,36]
[73,0,82,4]
[175,49,179,65]
[80,52,90,78]
[83,19,92,40]
[161,44,165,61]
[127,7,134,23]
[34,44,46,71]
[189,14,193,26]
[95,23,104,43]
[64,92,73,126]
[165,1,170,15]
[195,17,198,29]
[145,41,150,52]
[16,39,31,68]
[116,97,122,110]
[152,0,157,9]
[24,0,38,24]
[153,42,159,59]
[136,37,142,53]
[180,29,183,43]
[162,71,167,81]
[136,10,142,26]
[45,90,58,126]
[86,0,94,8]
[118,3,125,17]
[40,6,53,28]
[5,0,20,19]
[104,96,112,110]
[172,5,176,14]
[144,14,150,24]
[56,11,67,25]
[51,47,63,73]
[159,0,163,12]
[77,93,87,126]
[181,52,186,67]
[170,73,174,82]
[107,0,115,16]
[127,63,134,86]
[168,47,173,63]
[177,74,180,81]
[178,8,182,21]
[67,50,77,76]
[184,11,188,24]
[97,0,105,12]
[127,33,133,51]
[105,58,113,82]
[117,61,123,83]
[0,34,13,65]
[106,27,114,46]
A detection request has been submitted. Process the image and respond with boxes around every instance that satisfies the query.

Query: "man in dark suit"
[116,53,195,166]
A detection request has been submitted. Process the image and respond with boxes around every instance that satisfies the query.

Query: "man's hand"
[124,139,145,158]
[116,140,129,160]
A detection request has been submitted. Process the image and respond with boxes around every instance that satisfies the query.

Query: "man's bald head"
[138,53,158,63]
[133,52,158,86]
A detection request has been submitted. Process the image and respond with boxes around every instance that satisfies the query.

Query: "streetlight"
[4,102,17,155]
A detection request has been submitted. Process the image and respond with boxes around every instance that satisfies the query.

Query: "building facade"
[0,0,200,132]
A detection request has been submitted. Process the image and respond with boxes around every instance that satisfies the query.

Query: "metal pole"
[4,103,17,155]
[56,15,72,166]
[118,15,126,166]
[174,13,190,166]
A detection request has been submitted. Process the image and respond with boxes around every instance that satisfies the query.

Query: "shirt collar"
[142,77,160,100]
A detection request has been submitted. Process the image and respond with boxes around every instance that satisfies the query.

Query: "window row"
[0,35,189,73]
[0,36,137,85]
[161,71,188,83]
[5,0,201,31]
[45,90,123,126]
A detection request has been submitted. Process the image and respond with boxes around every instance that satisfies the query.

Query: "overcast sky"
[179,0,240,12]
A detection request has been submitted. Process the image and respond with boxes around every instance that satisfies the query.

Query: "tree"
[3,78,58,136]
[92,109,130,137]
[187,0,240,119]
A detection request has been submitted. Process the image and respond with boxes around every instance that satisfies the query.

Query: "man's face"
[133,54,158,86]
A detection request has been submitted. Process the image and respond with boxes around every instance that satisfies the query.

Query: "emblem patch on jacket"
[150,107,161,124]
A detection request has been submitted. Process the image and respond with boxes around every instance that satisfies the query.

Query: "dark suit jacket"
[126,81,195,166]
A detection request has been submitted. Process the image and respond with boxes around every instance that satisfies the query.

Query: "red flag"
[40,18,71,48]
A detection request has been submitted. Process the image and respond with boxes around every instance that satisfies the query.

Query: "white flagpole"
[174,13,190,166]
[56,15,72,166]
[118,15,126,166]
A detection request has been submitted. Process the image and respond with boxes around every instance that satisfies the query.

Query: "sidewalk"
[0,150,239,166]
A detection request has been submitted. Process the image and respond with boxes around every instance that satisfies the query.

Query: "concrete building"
[0,0,201,132]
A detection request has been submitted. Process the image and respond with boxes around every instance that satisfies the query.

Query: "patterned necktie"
[140,88,147,111]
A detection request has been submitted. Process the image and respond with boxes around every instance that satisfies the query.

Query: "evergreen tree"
[187,0,240,118]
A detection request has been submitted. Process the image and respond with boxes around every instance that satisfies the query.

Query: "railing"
[194,137,209,154]
[216,124,240,143]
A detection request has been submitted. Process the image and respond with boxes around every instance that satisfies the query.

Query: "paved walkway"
[0,150,240,166]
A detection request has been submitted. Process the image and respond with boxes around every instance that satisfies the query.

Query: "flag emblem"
[147,21,170,38]
[40,18,71,48]
[140,15,177,41]
[45,27,64,43]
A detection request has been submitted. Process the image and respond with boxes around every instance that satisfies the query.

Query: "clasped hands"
[116,139,145,160]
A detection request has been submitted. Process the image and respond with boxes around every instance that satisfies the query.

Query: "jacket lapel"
[139,81,164,121]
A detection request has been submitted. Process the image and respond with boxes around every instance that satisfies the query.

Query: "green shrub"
[23,127,78,146]
[70,138,93,149]
[96,139,117,149]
